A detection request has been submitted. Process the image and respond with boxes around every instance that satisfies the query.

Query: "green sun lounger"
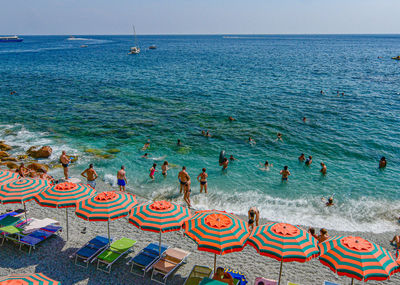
[183,265,213,285]
[0,216,21,227]
[0,225,24,245]
[96,237,136,273]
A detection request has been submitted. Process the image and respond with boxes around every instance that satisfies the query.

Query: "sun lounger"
[199,278,226,285]
[0,209,25,220]
[19,225,62,254]
[128,242,169,277]
[288,282,300,285]
[324,282,340,285]
[0,225,24,245]
[96,237,136,273]
[70,235,111,268]
[254,277,277,285]
[151,247,191,284]
[183,265,213,285]
[0,216,22,227]
[22,218,59,234]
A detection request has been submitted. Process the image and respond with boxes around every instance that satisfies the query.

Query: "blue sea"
[1,35,400,233]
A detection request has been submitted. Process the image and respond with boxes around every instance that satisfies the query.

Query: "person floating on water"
[305,155,312,166]
[320,162,327,175]
[379,156,387,168]
[142,140,150,150]
[259,160,273,171]
[229,155,237,161]
[248,207,260,230]
[298,153,305,162]
[161,161,169,177]
[248,136,256,145]
[275,133,283,142]
[117,166,127,192]
[60,151,71,180]
[197,168,208,194]
[178,166,190,194]
[280,166,290,181]
[81,164,98,189]
[142,153,149,159]
[228,116,236,121]
[177,139,182,146]
[149,163,157,180]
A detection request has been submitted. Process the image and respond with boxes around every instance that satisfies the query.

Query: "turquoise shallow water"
[1,35,400,232]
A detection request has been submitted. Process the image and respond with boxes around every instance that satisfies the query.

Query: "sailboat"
[128,25,140,54]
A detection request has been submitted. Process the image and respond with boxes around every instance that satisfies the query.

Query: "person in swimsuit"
[248,207,260,230]
[390,234,400,249]
[303,117,307,123]
[308,227,318,239]
[142,140,150,151]
[60,151,71,180]
[201,130,206,136]
[305,156,312,166]
[379,157,387,168]
[197,168,208,194]
[117,166,127,191]
[81,164,98,189]
[318,228,329,243]
[17,163,30,178]
[161,161,169,177]
[205,130,211,137]
[221,157,229,170]
[183,179,192,208]
[213,267,234,285]
[149,163,157,180]
[280,166,290,181]
[248,136,256,144]
[320,162,327,175]
[259,160,273,171]
[142,153,149,159]
[228,116,236,121]
[177,139,182,146]
[229,155,237,161]
[298,153,305,162]
[178,166,190,194]
[276,133,283,142]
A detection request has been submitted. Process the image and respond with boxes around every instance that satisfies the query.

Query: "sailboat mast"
[133,25,137,47]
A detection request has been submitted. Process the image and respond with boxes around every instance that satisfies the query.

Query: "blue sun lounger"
[19,225,62,254]
[71,236,111,268]
[127,243,169,277]
[324,282,340,285]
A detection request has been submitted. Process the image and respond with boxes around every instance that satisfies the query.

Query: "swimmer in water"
[221,157,229,170]
[142,153,149,159]
[303,117,307,123]
[10,91,17,95]
[177,139,182,146]
[275,133,283,141]
[320,90,324,95]
[205,130,211,137]
[280,166,290,181]
[201,130,205,136]
[259,160,273,171]
[305,156,312,166]
[142,140,150,151]
[149,163,157,180]
[379,156,387,169]
[298,153,305,162]
[320,162,327,175]
[248,137,256,145]
[197,168,208,194]
[322,196,335,207]
[229,116,236,121]
[229,155,237,161]
[161,161,169,177]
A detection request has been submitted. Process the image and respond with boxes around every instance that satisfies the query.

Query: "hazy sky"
[1,0,399,35]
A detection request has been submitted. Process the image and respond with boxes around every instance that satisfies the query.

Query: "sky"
[1,0,400,35]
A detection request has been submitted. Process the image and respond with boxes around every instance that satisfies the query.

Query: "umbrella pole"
[351,278,354,285]
[278,259,283,285]
[23,203,27,221]
[159,231,162,256]
[214,253,217,273]
[65,208,69,241]
[107,219,111,244]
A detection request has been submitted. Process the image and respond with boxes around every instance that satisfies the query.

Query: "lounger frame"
[150,250,190,285]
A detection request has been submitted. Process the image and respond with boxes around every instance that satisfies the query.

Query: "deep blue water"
[1,35,400,232]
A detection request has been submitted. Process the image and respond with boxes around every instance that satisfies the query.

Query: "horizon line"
[4,33,400,36]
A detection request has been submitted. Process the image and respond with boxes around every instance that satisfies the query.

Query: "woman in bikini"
[197,168,208,194]
[161,161,169,177]
[149,163,157,180]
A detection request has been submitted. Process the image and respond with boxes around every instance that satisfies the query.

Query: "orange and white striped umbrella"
[0,272,60,285]
[319,235,399,284]
[0,170,19,186]
[0,178,50,204]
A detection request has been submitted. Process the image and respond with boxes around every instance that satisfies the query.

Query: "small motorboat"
[80,45,88,48]
[128,46,140,54]
[392,56,400,60]
[149,45,157,50]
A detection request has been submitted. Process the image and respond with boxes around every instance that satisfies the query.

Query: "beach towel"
[224,268,248,285]
[22,218,59,234]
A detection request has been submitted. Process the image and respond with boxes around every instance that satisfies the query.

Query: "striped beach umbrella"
[34,182,95,240]
[0,170,19,186]
[184,210,250,272]
[319,235,399,284]
[129,200,191,253]
[246,222,319,285]
[0,272,60,285]
[75,191,137,242]
[0,178,50,220]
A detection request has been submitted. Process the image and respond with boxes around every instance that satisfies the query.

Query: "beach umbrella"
[0,170,19,186]
[0,178,50,220]
[75,191,137,243]
[0,272,60,285]
[319,236,400,284]
[184,210,250,272]
[246,222,319,285]
[34,181,95,240]
[129,200,191,254]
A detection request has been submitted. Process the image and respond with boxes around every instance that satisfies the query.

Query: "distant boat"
[0,36,23,43]
[80,45,88,48]
[392,56,400,60]
[128,25,140,54]
[149,45,157,50]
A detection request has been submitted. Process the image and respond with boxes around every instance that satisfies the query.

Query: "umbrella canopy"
[129,200,191,233]
[0,178,50,204]
[0,272,60,285]
[75,191,137,242]
[246,222,319,285]
[0,170,19,186]
[184,210,250,271]
[319,235,400,283]
[34,182,95,208]
[129,200,191,254]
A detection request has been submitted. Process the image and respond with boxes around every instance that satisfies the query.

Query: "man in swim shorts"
[117,166,127,191]
[81,164,98,189]
[298,153,305,162]
[379,157,387,168]
[60,151,71,180]
[305,155,312,166]
[178,166,190,194]
[197,168,208,194]
[280,166,290,181]
[320,162,327,175]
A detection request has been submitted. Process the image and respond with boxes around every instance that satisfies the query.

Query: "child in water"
[322,195,335,207]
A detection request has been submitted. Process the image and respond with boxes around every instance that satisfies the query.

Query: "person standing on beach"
[117,166,127,192]
[298,153,305,162]
[305,156,312,166]
[161,161,169,177]
[60,151,71,180]
[149,163,157,180]
[320,162,327,175]
[280,166,291,181]
[183,180,192,208]
[248,207,260,230]
[379,157,387,168]
[197,168,208,194]
[178,166,190,194]
[81,164,98,189]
